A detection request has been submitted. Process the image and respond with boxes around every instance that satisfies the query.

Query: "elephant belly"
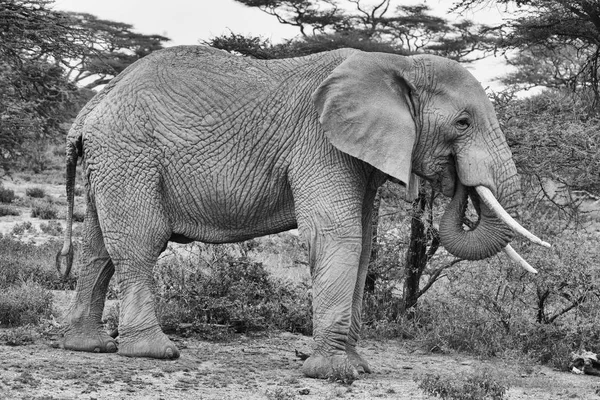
[163,174,297,244]
[172,210,297,244]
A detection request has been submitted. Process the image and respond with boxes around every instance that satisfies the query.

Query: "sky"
[53,0,515,91]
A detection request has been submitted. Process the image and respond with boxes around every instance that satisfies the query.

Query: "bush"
[26,187,46,198]
[496,89,600,205]
[73,209,85,222]
[31,199,58,219]
[518,324,577,371]
[103,303,120,334]
[0,326,36,346]
[0,204,20,217]
[74,185,84,197]
[155,243,312,335]
[0,281,54,327]
[417,370,508,400]
[0,236,76,290]
[39,220,63,236]
[411,298,510,357]
[11,221,36,236]
[401,230,600,367]
[0,185,16,203]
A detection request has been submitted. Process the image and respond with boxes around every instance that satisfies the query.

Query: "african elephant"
[57,45,548,378]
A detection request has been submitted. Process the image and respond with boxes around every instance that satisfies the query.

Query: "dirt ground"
[2,325,600,400]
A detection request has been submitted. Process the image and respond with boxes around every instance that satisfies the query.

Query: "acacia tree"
[62,13,170,89]
[209,30,407,59]
[0,0,89,66]
[453,0,600,103]
[0,0,169,172]
[221,0,496,61]
[0,0,83,171]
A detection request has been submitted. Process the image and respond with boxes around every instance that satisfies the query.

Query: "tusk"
[503,244,538,274]
[475,186,551,248]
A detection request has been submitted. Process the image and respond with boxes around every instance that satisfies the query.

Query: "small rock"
[299,388,310,395]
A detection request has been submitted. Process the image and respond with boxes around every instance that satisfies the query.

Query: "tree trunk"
[401,190,428,314]
[365,191,381,293]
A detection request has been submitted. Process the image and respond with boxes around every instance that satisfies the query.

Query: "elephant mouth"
[439,181,550,273]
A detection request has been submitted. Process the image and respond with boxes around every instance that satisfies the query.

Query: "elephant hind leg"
[99,196,178,359]
[62,202,117,353]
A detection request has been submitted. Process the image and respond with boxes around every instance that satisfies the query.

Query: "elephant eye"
[455,118,471,130]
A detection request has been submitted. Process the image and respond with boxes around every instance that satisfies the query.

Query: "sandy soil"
[2,325,600,400]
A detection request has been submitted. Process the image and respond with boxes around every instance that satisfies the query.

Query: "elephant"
[56,45,548,379]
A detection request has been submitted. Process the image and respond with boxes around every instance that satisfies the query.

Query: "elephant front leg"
[345,200,377,374]
[345,220,374,374]
[300,226,363,379]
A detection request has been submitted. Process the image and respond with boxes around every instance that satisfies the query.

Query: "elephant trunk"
[439,181,514,260]
[439,180,551,261]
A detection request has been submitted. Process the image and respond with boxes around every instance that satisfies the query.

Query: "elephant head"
[313,51,548,268]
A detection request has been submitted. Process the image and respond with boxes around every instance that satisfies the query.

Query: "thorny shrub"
[30,198,58,219]
[0,326,37,346]
[10,221,36,236]
[408,231,600,369]
[494,89,600,217]
[39,220,63,236]
[0,236,76,290]
[0,204,20,217]
[25,186,46,198]
[265,387,298,400]
[0,185,16,203]
[0,280,53,327]
[417,369,508,400]
[154,243,312,335]
[73,185,84,197]
[72,209,85,222]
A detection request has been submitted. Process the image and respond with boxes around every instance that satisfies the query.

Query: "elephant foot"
[62,328,118,353]
[346,347,372,374]
[118,328,180,360]
[302,353,359,381]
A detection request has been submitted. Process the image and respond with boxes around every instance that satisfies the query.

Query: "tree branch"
[417,259,464,298]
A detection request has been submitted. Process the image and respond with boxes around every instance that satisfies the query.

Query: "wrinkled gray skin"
[58,46,519,378]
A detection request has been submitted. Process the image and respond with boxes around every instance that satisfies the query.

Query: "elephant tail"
[56,136,81,280]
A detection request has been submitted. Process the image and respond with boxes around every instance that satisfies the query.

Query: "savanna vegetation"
[1,0,600,398]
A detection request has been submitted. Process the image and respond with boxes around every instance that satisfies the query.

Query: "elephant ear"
[312,51,418,187]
